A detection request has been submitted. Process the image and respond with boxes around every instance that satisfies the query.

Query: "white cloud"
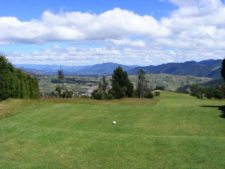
[109,39,146,47]
[2,0,225,65]
[0,8,170,44]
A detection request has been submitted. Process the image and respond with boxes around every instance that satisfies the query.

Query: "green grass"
[1,92,225,169]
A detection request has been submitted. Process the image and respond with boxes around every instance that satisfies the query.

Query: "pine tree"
[136,69,147,98]
[0,55,39,101]
[111,67,133,99]
[221,59,225,81]
[58,67,64,80]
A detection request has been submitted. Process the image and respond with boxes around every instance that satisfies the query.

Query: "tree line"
[92,67,159,100]
[190,59,225,99]
[189,84,225,99]
[0,55,39,101]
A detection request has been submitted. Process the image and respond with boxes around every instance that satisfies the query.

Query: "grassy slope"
[0,92,225,169]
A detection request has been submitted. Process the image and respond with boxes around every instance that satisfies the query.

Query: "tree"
[155,86,165,90]
[0,55,39,101]
[221,59,225,81]
[190,85,203,99]
[58,67,64,80]
[102,76,108,92]
[111,67,133,99]
[91,89,105,100]
[136,69,147,98]
[55,86,62,97]
[92,76,110,100]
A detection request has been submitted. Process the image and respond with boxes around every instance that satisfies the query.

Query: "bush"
[204,88,214,99]
[62,90,73,98]
[154,91,161,96]
[144,89,154,98]
[105,93,114,100]
[54,85,74,98]
[91,89,105,100]
[155,86,165,90]
[213,86,225,99]
[190,85,204,99]
[189,84,225,100]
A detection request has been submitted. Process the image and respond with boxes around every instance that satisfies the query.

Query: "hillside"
[177,78,224,93]
[75,62,136,75]
[128,59,222,79]
[15,64,90,75]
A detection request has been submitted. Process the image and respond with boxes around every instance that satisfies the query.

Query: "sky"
[0,0,225,66]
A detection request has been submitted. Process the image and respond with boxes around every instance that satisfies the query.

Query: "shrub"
[91,89,105,100]
[105,93,114,100]
[62,90,73,98]
[190,85,204,99]
[154,91,161,96]
[144,89,154,98]
[155,86,165,90]
[189,84,225,100]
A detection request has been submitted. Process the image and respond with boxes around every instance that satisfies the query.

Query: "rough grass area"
[0,92,225,169]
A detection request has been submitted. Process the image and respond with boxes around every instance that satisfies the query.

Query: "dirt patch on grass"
[0,99,25,118]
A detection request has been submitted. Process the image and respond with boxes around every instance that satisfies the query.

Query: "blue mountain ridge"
[15,59,223,79]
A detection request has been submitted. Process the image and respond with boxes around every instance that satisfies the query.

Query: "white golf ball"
[112,121,117,125]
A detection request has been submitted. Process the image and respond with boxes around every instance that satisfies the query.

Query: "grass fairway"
[1,92,225,169]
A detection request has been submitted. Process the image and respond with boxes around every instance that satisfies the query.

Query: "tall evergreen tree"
[111,67,133,99]
[58,67,64,80]
[102,76,108,92]
[136,69,147,98]
[221,59,225,81]
[0,55,39,101]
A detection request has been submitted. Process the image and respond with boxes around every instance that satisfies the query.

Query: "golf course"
[1,91,225,169]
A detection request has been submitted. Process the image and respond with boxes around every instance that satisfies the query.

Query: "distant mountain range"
[128,59,222,79]
[15,62,137,76]
[15,59,223,79]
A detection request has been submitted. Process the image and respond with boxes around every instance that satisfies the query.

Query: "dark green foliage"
[57,67,64,80]
[190,85,204,99]
[134,69,155,99]
[91,89,105,100]
[92,76,112,100]
[136,69,147,98]
[190,84,225,100]
[55,86,62,97]
[221,59,225,81]
[54,85,73,98]
[0,55,39,100]
[204,88,214,99]
[62,90,73,98]
[154,91,161,96]
[155,86,165,90]
[126,81,134,97]
[111,67,133,99]
[144,89,154,98]
[102,76,108,92]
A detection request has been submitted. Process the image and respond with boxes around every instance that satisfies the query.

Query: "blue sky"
[0,0,176,19]
[0,0,225,65]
